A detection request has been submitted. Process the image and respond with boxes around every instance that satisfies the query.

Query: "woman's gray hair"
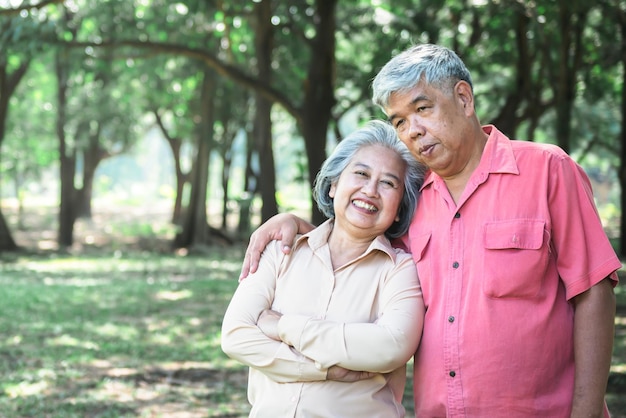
[313,120,426,239]
[372,44,473,110]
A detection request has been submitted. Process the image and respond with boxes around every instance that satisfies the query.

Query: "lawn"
[0,248,250,417]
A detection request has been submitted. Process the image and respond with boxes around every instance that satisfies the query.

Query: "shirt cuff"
[278,314,311,351]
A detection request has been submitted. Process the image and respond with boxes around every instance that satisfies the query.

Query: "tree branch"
[59,39,301,122]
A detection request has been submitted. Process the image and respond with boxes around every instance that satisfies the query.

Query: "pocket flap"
[484,219,545,250]
[410,232,432,262]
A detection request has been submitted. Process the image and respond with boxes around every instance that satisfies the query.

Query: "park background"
[0,0,625,416]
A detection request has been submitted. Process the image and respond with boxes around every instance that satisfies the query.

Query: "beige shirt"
[221,220,423,418]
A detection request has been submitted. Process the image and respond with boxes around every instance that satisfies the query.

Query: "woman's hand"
[257,309,283,341]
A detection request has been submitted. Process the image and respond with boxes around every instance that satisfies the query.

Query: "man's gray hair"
[372,44,473,110]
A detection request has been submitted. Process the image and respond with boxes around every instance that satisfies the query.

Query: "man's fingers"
[327,366,377,382]
[239,248,261,280]
[238,213,302,279]
[239,253,251,280]
[280,242,292,255]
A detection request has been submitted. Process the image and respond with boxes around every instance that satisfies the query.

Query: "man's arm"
[240,213,315,279]
[570,277,616,418]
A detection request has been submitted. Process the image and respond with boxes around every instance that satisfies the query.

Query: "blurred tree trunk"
[553,0,588,154]
[0,213,16,252]
[218,121,237,230]
[56,46,77,248]
[300,0,337,225]
[489,11,532,137]
[221,148,232,229]
[0,21,29,250]
[77,127,109,219]
[174,68,215,248]
[253,0,278,223]
[239,127,257,238]
[154,111,189,225]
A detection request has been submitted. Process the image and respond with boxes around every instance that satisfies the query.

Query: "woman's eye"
[381,180,396,188]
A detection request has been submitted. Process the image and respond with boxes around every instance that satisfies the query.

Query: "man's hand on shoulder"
[239,213,313,279]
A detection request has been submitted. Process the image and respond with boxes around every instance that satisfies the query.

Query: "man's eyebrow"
[386,94,429,123]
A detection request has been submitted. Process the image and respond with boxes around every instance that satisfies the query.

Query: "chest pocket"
[482,219,549,299]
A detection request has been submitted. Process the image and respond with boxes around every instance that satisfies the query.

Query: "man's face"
[385,80,475,180]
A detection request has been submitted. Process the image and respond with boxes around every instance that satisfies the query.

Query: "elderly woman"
[221,120,426,417]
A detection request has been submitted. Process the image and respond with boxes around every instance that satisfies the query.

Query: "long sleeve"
[277,254,423,373]
[220,241,327,383]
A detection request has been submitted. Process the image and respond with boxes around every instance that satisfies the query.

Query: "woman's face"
[329,144,406,239]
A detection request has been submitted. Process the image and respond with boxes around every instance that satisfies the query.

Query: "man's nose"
[407,118,425,139]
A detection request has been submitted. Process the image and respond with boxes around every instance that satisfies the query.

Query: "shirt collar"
[419,124,519,191]
[294,219,398,263]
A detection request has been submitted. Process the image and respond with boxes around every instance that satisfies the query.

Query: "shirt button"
[452,261,459,268]
[448,316,455,323]
[449,371,456,377]
[454,212,461,218]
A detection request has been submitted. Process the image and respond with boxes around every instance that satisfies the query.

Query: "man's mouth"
[419,143,436,155]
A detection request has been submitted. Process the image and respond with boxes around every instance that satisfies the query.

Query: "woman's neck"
[327,222,375,269]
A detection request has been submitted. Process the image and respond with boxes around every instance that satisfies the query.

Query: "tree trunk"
[554,2,587,154]
[221,146,232,229]
[56,48,77,249]
[0,211,17,251]
[300,0,337,225]
[171,139,187,225]
[490,11,532,137]
[77,130,107,219]
[153,111,188,225]
[239,128,257,238]
[254,0,278,223]
[174,69,215,248]
[0,36,29,251]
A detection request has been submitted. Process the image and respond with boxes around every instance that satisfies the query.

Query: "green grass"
[0,248,624,417]
[0,248,249,417]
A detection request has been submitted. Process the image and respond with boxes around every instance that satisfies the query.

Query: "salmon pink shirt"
[405,125,621,417]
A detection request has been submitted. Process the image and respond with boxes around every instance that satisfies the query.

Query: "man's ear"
[455,80,475,116]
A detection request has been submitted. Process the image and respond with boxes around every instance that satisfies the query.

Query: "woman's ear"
[329,184,336,198]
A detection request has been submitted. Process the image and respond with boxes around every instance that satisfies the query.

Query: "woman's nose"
[362,179,379,196]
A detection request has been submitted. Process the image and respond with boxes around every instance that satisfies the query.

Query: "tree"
[0,15,35,250]
[174,67,217,248]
